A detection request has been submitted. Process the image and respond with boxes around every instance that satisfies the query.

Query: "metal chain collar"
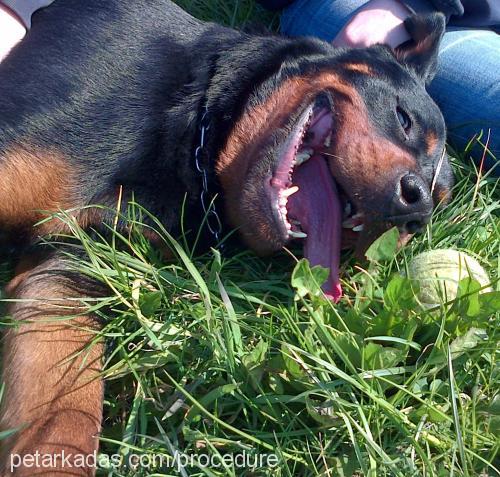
[194,106,223,245]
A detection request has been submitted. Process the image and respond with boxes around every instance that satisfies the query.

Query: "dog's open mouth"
[267,94,363,302]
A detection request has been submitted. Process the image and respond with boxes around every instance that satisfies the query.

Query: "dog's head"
[216,13,453,301]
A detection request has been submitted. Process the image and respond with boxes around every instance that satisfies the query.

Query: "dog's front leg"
[0,251,104,476]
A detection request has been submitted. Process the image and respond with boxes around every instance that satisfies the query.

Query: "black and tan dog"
[0,0,453,474]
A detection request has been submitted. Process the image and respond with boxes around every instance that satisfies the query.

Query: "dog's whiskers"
[431,147,446,195]
[320,151,348,162]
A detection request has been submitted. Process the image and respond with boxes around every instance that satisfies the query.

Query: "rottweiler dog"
[0,0,453,474]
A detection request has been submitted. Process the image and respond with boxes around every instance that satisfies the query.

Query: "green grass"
[88,157,500,476]
[1,3,500,476]
[4,152,495,476]
[173,0,278,28]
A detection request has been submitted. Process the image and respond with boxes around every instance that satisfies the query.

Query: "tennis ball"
[407,249,491,308]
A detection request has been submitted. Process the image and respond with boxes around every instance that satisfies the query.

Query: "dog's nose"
[390,173,433,233]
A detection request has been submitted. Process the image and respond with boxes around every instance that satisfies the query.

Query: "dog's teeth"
[291,219,301,226]
[295,149,313,165]
[352,224,364,232]
[342,218,355,228]
[324,134,332,148]
[344,202,352,217]
[282,186,299,198]
[288,230,307,239]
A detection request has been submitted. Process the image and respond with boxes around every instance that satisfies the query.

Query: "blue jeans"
[281,0,500,173]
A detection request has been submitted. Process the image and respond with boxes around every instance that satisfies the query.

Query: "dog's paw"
[429,0,464,17]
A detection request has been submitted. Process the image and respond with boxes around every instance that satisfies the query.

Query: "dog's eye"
[397,108,411,134]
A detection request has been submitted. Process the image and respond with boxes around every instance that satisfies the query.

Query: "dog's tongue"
[287,156,342,302]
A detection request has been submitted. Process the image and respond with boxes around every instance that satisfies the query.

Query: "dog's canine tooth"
[288,230,307,238]
[324,134,331,148]
[344,202,352,217]
[295,149,313,165]
[352,224,364,232]
[281,186,299,198]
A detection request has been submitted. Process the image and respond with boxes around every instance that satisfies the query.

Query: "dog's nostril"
[389,173,433,232]
[400,174,424,205]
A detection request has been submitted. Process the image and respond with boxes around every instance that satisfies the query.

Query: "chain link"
[195,107,223,244]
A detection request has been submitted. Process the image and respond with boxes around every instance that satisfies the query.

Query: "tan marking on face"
[0,145,77,232]
[426,131,439,155]
[342,62,375,75]
[434,184,451,205]
[326,94,417,257]
[326,81,416,200]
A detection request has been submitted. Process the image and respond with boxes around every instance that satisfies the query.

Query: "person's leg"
[281,1,500,172]
[281,0,367,42]
[429,28,500,172]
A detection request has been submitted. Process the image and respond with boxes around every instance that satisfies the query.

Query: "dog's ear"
[395,13,446,85]
[429,0,464,17]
